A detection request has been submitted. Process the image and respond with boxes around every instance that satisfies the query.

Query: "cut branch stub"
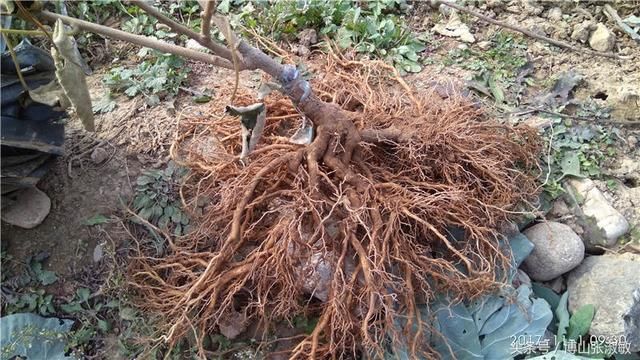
[226,103,266,159]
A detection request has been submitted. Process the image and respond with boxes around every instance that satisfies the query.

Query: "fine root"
[129,54,541,359]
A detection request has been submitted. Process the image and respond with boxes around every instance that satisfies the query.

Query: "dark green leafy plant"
[132,161,190,239]
[542,119,617,199]
[103,53,189,106]
[228,0,425,73]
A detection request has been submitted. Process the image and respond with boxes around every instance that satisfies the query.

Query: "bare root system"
[128,53,541,359]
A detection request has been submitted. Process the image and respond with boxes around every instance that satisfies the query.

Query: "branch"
[201,0,214,39]
[38,10,235,69]
[437,0,624,60]
[130,0,234,63]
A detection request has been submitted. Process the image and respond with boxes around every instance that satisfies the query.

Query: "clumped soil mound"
[128,54,541,358]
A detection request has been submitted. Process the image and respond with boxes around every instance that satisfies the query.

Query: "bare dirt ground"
[1,1,638,357]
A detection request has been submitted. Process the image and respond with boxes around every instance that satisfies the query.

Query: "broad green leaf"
[193,94,211,103]
[0,313,74,359]
[567,304,595,340]
[97,318,110,332]
[119,307,137,321]
[83,214,109,226]
[556,291,570,347]
[528,350,599,359]
[92,91,117,114]
[76,287,91,302]
[532,283,561,311]
[560,151,582,179]
[432,301,483,360]
[36,269,58,286]
[60,302,84,314]
[217,0,230,14]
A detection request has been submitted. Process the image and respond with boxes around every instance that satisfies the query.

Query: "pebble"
[185,39,207,52]
[1,187,51,229]
[547,7,562,21]
[567,178,629,247]
[297,28,318,47]
[628,135,638,148]
[90,147,109,164]
[571,21,594,43]
[589,23,616,52]
[522,222,585,282]
[567,253,640,352]
[93,243,104,263]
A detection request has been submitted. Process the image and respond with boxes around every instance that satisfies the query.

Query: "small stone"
[547,7,562,21]
[218,310,246,339]
[185,39,207,52]
[297,28,318,47]
[522,222,585,281]
[523,116,552,129]
[93,243,104,263]
[1,187,51,229]
[589,23,616,52]
[457,44,468,50]
[520,0,543,16]
[567,253,640,352]
[571,21,595,43]
[477,40,492,50]
[90,147,109,164]
[291,44,310,57]
[628,135,638,148]
[568,178,629,247]
[433,12,476,43]
[549,199,571,218]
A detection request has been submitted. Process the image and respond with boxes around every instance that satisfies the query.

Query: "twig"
[436,0,623,60]
[130,0,233,62]
[0,28,46,36]
[527,107,640,126]
[38,10,234,69]
[604,4,640,43]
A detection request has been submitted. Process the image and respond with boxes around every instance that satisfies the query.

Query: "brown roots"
[128,54,541,359]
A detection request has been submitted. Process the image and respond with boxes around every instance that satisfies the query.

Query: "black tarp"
[1,39,66,205]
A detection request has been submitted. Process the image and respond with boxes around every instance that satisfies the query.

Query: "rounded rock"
[1,187,51,229]
[547,7,562,21]
[522,222,585,281]
[90,147,109,164]
[589,23,616,52]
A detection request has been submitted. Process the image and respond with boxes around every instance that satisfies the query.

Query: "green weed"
[103,53,189,106]
[132,161,190,242]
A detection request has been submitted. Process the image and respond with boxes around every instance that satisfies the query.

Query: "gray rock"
[90,147,109,164]
[218,310,246,339]
[520,0,543,16]
[568,178,629,247]
[1,187,51,229]
[547,7,562,21]
[571,21,594,43]
[567,253,640,352]
[185,39,207,52]
[522,222,585,281]
[589,23,616,52]
[93,243,104,263]
[297,28,318,47]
